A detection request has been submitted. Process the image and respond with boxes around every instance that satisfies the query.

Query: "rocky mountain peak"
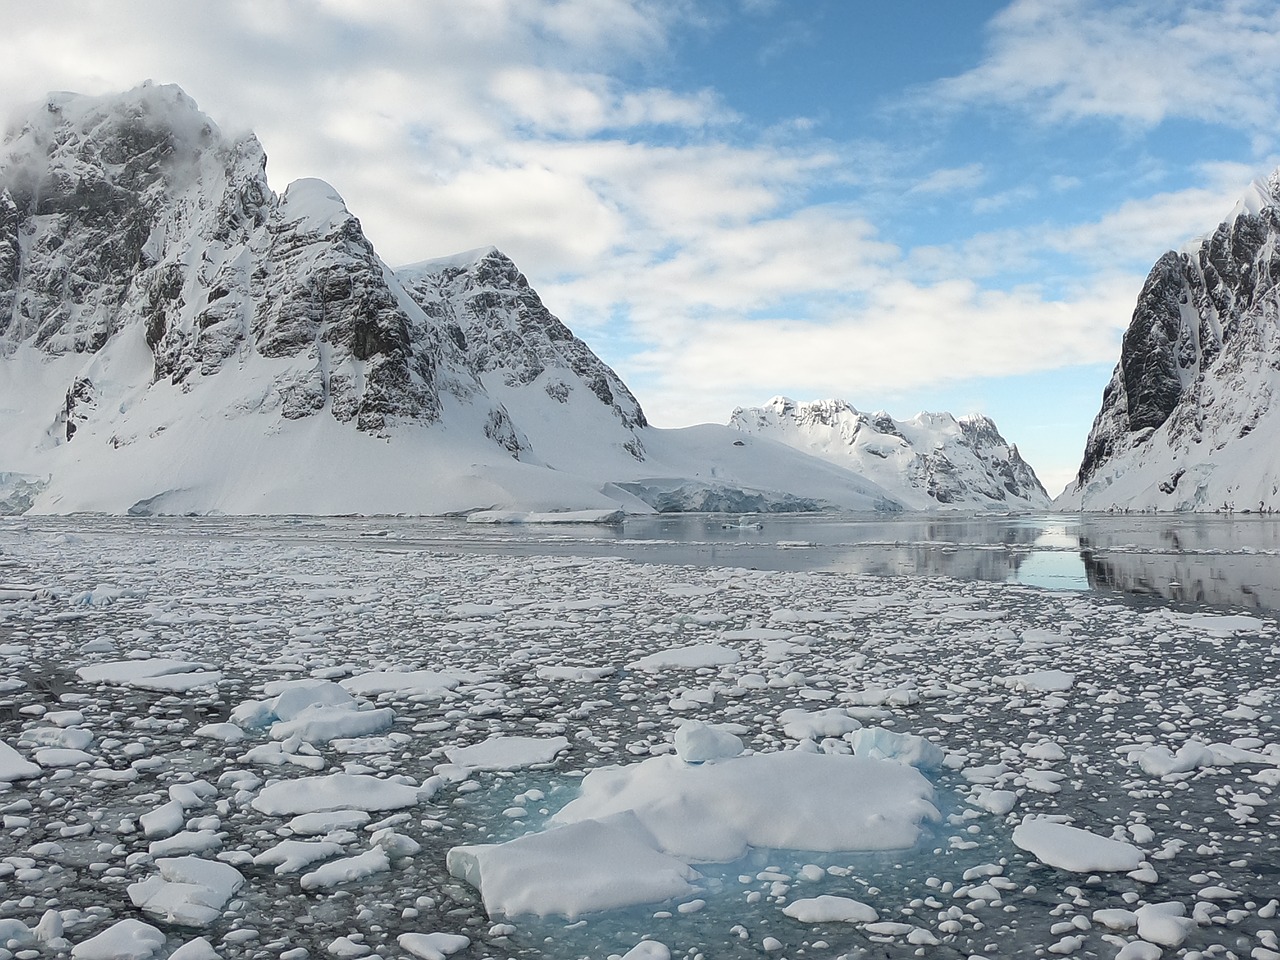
[729,397,1048,510]
[1063,163,1280,510]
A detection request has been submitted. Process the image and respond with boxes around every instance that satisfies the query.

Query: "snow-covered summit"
[1060,164,1280,511]
[729,396,1050,511]
[0,83,912,516]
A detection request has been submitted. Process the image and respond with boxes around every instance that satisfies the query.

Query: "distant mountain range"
[730,397,1049,510]
[0,83,1045,517]
[1059,168,1280,512]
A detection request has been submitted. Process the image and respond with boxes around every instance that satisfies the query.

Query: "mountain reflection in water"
[22,513,1280,614]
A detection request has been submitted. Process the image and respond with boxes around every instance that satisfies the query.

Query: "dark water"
[14,512,1280,614]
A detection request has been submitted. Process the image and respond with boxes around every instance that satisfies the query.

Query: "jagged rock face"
[0,83,521,446]
[1065,168,1280,511]
[398,247,647,458]
[729,397,1049,510]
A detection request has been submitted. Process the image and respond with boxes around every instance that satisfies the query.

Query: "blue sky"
[3,0,1280,494]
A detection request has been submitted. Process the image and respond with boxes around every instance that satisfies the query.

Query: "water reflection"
[13,513,1280,613]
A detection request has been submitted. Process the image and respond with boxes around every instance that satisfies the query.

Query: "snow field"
[0,517,1276,959]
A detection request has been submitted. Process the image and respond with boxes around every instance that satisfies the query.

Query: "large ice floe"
[0,516,1278,960]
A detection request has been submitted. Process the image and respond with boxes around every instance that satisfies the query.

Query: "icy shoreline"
[1,519,1278,960]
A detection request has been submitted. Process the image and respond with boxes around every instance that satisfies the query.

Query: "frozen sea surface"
[0,516,1277,960]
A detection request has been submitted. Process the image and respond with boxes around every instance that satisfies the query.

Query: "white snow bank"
[445,736,569,771]
[447,812,699,918]
[1011,818,1145,873]
[553,751,939,862]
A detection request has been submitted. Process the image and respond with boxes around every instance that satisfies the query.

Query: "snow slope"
[0,84,913,516]
[1059,168,1280,512]
[729,397,1050,511]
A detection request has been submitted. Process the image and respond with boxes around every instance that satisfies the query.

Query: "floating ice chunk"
[141,799,186,839]
[1012,818,1145,873]
[21,726,93,750]
[629,644,740,671]
[779,708,861,741]
[254,840,345,874]
[149,830,222,857]
[252,773,425,815]
[168,938,220,960]
[1179,613,1264,634]
[782,895,879,923]
[127,856,245,927]
[34,747,94,767]
[1092,908,1138,931]
[536,665,615,682]
[1134,902,1195,947]
[287,809,370,835]
[1000,670,1074,693]
[674,721,743,764]
[371,827,421,857]
[270,704,395,744]
[448,812,699,918]
[341,670,465,698]
[0,740,42,781]
[1128,741,1217,777]
[76,659,219,691]
[620,941,671,960]
[71,919,167,960]
[1115,941,1162,960]
[848,728,944,770]
[554,751,939,862]
[445,736,569,771]
[300,848,390,890]
[970,788,1018,815]
[396,933,471,960]
[193,722,245,742]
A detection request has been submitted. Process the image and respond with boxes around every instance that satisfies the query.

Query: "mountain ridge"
[729,396,1050,510]
[0,82,1047,517]
[1059,167,1280,512]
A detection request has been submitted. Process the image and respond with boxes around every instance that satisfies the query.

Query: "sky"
[3,0,1280,496]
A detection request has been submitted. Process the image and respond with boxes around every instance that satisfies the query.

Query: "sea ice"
[447,813,699,918]
[251,773,426,815]
[553,750,940,862]
[127,856,245,926]
[1012,817,1146,872]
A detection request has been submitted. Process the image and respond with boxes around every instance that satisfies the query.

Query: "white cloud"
[928,0,1280,141]
[620,272,1141,428]
[909,163,986,195]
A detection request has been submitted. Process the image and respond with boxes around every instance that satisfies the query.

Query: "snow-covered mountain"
[729,397,1050,510]
[1059,169,1280,512]
[0,83,907,516]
